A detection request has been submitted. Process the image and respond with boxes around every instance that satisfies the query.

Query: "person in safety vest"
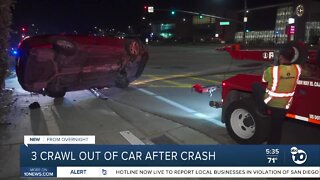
[252,44,302,144]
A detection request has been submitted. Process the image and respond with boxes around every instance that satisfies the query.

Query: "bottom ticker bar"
[55,166,320,178]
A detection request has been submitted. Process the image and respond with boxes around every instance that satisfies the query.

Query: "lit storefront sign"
[296,5,304,17]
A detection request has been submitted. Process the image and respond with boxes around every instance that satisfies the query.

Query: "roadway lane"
[1,76,219,179]
[98,45,266,144]
[100,45,320,144]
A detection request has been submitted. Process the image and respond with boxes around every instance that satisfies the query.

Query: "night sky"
[12,0,292,34]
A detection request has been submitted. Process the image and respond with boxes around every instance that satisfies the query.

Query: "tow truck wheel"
[225,97,270,144]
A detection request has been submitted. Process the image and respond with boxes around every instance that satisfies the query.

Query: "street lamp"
[242,0,247,44]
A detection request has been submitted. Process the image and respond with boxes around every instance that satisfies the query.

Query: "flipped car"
[16,35,148,98]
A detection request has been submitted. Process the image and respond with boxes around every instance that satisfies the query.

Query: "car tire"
[51,38,77,56]
[46,89,66,98]
[45,80,66,98]
[135,52,149,78]
[225,97,270,144]
[16,52,27,86]
[115,73,129,89]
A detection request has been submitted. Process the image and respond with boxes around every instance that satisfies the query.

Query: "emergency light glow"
[10,49,18,56]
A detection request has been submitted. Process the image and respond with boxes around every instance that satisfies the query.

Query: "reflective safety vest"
[262,64,302,109]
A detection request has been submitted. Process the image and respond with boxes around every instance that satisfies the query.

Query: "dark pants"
[267,106,288,144]
[252,83,267,114]
[252,83,288,144]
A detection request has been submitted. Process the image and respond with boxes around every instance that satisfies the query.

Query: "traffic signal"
[144,5,154,13]
[21,27,26,33]
[171,10,176,15]
[246,29,250,33]
[199,15,203,19]
[143,5,148,12]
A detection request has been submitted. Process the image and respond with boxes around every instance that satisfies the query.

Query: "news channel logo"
[101,169,107,176]
[290,147,307,165]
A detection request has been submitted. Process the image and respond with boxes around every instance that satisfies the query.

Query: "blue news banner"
[20,145,320,178]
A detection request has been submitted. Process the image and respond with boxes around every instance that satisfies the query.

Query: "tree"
[0,0,15,91]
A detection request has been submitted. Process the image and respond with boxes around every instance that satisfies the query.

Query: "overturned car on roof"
[16,35,148,98]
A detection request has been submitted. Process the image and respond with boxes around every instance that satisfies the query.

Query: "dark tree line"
[0,0,15,91]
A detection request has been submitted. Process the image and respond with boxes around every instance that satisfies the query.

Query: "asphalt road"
[97,45,320,145]
[1,45,319,179]
[97,45,267,144]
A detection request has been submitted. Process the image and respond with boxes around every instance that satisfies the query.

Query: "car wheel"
[46,89,66,98]
[45,81,66,98]
[115,73,129,89]
[225,97,270,144]
[125,39,141,58]
[135,52,149,78]
[51,38,77,56]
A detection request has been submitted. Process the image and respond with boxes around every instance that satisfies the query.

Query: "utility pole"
[242,0,247,44]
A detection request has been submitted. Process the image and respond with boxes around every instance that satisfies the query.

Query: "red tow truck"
[193,43,320,144]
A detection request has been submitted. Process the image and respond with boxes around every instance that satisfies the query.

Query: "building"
[149,15,217,43]
[233,0,320,44]
[146,0,320,44]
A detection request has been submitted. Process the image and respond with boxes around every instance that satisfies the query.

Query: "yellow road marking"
[189,77,221,84]
[141,75,194,87]
[161,79,193,87]
[132,73,198,85]
[133,74,230,87]
[146,85,192,88]
[143,73,235,77]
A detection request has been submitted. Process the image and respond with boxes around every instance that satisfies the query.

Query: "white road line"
[136,88,225,127]
[137,88,156,96]
[155,96,196,113]
[120,131,145,145]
